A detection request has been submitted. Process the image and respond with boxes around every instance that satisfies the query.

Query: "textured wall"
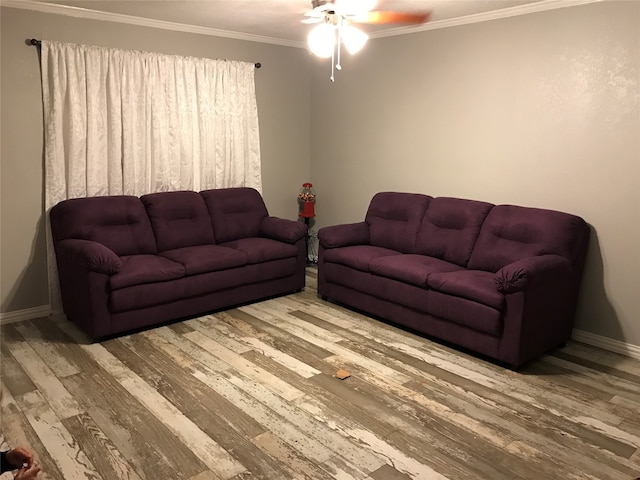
[310,1,640,346]
[0,6,311,313]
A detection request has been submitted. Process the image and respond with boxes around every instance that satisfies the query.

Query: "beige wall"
[0,6,311,313]
[310,1,640,347]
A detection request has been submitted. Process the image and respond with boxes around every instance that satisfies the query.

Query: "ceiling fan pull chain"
[330,41,335,82]
[336,19,342,71]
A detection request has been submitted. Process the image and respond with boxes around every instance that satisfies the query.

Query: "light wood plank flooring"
[1,268,639,479]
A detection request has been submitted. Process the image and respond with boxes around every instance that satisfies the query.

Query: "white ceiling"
[14,0,567,46]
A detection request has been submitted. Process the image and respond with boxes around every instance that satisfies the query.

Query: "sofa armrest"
[318,222,370,248]
[259,217,307,244]
[56,239,122,275]
[495,254,572,294]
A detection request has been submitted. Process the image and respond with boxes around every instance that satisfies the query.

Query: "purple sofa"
[318,192,590,368]
[50,188,307,340]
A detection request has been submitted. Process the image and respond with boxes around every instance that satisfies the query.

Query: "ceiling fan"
[303,0,432,81]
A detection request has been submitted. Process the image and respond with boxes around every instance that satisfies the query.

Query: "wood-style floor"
[1,268,639,480]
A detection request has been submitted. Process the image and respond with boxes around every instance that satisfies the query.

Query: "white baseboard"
[572,328,640,361]
[0,305,51,325]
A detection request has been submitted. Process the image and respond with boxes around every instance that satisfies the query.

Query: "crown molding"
[369,0,604,40]
[0,0,305,48]
[1,0,604,48]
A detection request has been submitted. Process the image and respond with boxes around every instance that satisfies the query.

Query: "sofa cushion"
[416,197,493,266]
[178,258,297,299]
[324,263,430,313]
[323,245,402,272]
[201,188,268,243]
[141,191,215,252]
[160,245,248,276]
[220,237,298,264]
[427,270,504,310]
[50,196,156,256]
[468,205,588,273]
[110,279,188,313]
[369,254,464,287]
[365,192,431,253]
[428,291,503,336]
[109,257,298,313]
[109,254,185,290]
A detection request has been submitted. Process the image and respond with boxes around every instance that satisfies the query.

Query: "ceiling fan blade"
[339,0,378,14]
[313,2,337,12]
[301,17,323,24]
[354,10,432,25]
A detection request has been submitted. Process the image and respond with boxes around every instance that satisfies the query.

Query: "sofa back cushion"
[365,192,431,253]
[415,197,494,267]
[200,188,269,243]
[50,195,156,256]
[141,191,215,252]
[468,205,589,272]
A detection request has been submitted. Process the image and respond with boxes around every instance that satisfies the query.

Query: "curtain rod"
[27,39,261,68]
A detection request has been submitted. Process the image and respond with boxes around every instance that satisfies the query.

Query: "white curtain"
[41,40,262,311]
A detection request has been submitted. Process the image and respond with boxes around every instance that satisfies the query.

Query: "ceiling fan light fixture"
[341,25,368,55]
[308,23,336,58]
[304,0,432,81]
